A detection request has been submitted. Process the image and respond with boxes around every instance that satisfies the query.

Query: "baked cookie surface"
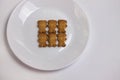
[48,33,57,47]
[58,20,67,33]
[38,33,48,47]
[57,33,67,47]
[38,20,47,33]
[48,20,57,33]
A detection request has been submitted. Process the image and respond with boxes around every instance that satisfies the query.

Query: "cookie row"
[37,20,67,33]
[38,33,66,47]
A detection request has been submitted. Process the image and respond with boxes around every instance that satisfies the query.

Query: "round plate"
[7,0,89,71]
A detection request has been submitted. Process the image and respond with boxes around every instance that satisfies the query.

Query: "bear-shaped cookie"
[38,20,47,33]
[58,20,67,33]
[57,33,67,47]
[48,33,57,47]
[48,20,57,33]
[38,33,48,47]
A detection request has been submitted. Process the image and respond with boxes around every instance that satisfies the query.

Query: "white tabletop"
[0,0,120,80]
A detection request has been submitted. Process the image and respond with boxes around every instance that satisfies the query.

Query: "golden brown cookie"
[48,33,57,47]
[58,20,67,33]
[38,33,48,47]
[57,33,67,47]
[48,20,57,33]
[38,20,47,33]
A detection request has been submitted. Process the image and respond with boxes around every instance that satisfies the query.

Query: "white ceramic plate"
[7,0,89,71]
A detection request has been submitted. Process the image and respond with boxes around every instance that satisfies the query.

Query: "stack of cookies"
[37,20,67,47]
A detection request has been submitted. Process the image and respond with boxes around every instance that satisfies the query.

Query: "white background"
[0,0,120,80]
